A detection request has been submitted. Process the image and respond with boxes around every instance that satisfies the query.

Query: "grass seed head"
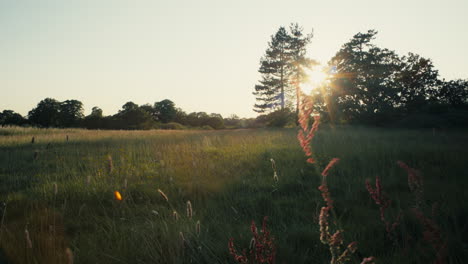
[158,189,169,202]
[24,228,32,249]
[107,155,113,174]
[196,220,201,236]
[186,200,193,219]
[65,247,74,264]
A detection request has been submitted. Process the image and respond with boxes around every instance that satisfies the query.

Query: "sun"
[301,68,328,94]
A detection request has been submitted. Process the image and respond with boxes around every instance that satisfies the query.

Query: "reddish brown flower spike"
[321,158,340,177]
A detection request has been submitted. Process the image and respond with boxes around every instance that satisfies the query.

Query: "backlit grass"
[0,126,467,263]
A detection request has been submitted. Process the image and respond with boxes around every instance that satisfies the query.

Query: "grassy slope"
[0,126,467,263]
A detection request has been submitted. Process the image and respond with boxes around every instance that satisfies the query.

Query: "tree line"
[253,26,468,128]
[0,98,261,130]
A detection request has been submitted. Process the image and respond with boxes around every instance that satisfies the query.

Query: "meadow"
[0,126,467,263]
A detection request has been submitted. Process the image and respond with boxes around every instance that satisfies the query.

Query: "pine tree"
[253,24,313,113]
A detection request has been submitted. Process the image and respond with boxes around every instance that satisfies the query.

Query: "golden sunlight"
[301,68,328,94]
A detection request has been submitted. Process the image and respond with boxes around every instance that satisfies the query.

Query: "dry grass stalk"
[186,200,193,219]
[25,228,32,249]
[158,189,169,202]
[65,247,74,264]
[107,155,113,174]
[196,220,201,236]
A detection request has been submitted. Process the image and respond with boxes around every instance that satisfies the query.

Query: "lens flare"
[301,68,328,94]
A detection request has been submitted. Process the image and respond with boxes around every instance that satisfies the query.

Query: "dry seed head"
[196,220,201,236]
[25,228,32,249]
[321,158,340,178]
[179,231,186,247]
[249,237,256,250]
[158,189,169,202]
[173,210,179,221]
[107,155,113,174]
[53,182,58,195]
[65,247,74,264]
[186,200,193,219]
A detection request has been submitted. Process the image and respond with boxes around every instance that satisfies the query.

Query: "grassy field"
[0,126,467,263]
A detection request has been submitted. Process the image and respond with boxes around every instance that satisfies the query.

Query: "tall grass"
[0,126,467,263]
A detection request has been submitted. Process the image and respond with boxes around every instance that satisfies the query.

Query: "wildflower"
[114,191,122,201]
[366,176,400,243]
[319,206,330,244]
[397,161,424,208]
[318,183,334,209]
[361,256,376,264]
[330,230,344,247]
[321,158,340,177]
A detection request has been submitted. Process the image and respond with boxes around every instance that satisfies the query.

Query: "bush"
[159,122,186,130]
[265,109,296,128]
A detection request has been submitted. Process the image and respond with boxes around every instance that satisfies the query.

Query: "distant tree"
[438,79,468,108]
[397,53,439,113]
[326,30,402,124]
[253,24,313,113]
[174,107,187,125]
[224,114,241,128]
[154,99,176,123]
[90,106,103,118]
[0,110,27,126]
[206,113,224,129]
[58,99,84,127]
[139,104,157,120]
[28,98,61,127]
[83,106,104,129]
[116,102,155,129]
[121,101,139,112]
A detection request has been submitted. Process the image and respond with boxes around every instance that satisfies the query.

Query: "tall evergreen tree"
[253,24,313,113]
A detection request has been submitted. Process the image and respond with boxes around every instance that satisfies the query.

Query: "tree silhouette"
[59,99,84,127]
[28,98,61,127]
[253,24,313,113]
[154,99,176,123]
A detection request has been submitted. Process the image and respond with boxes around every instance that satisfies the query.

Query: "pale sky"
[1,0,467,118]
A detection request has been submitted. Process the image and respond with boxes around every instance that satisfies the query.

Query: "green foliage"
[263,109,296,127]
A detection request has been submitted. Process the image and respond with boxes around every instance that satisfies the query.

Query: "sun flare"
[301,68,328,94]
